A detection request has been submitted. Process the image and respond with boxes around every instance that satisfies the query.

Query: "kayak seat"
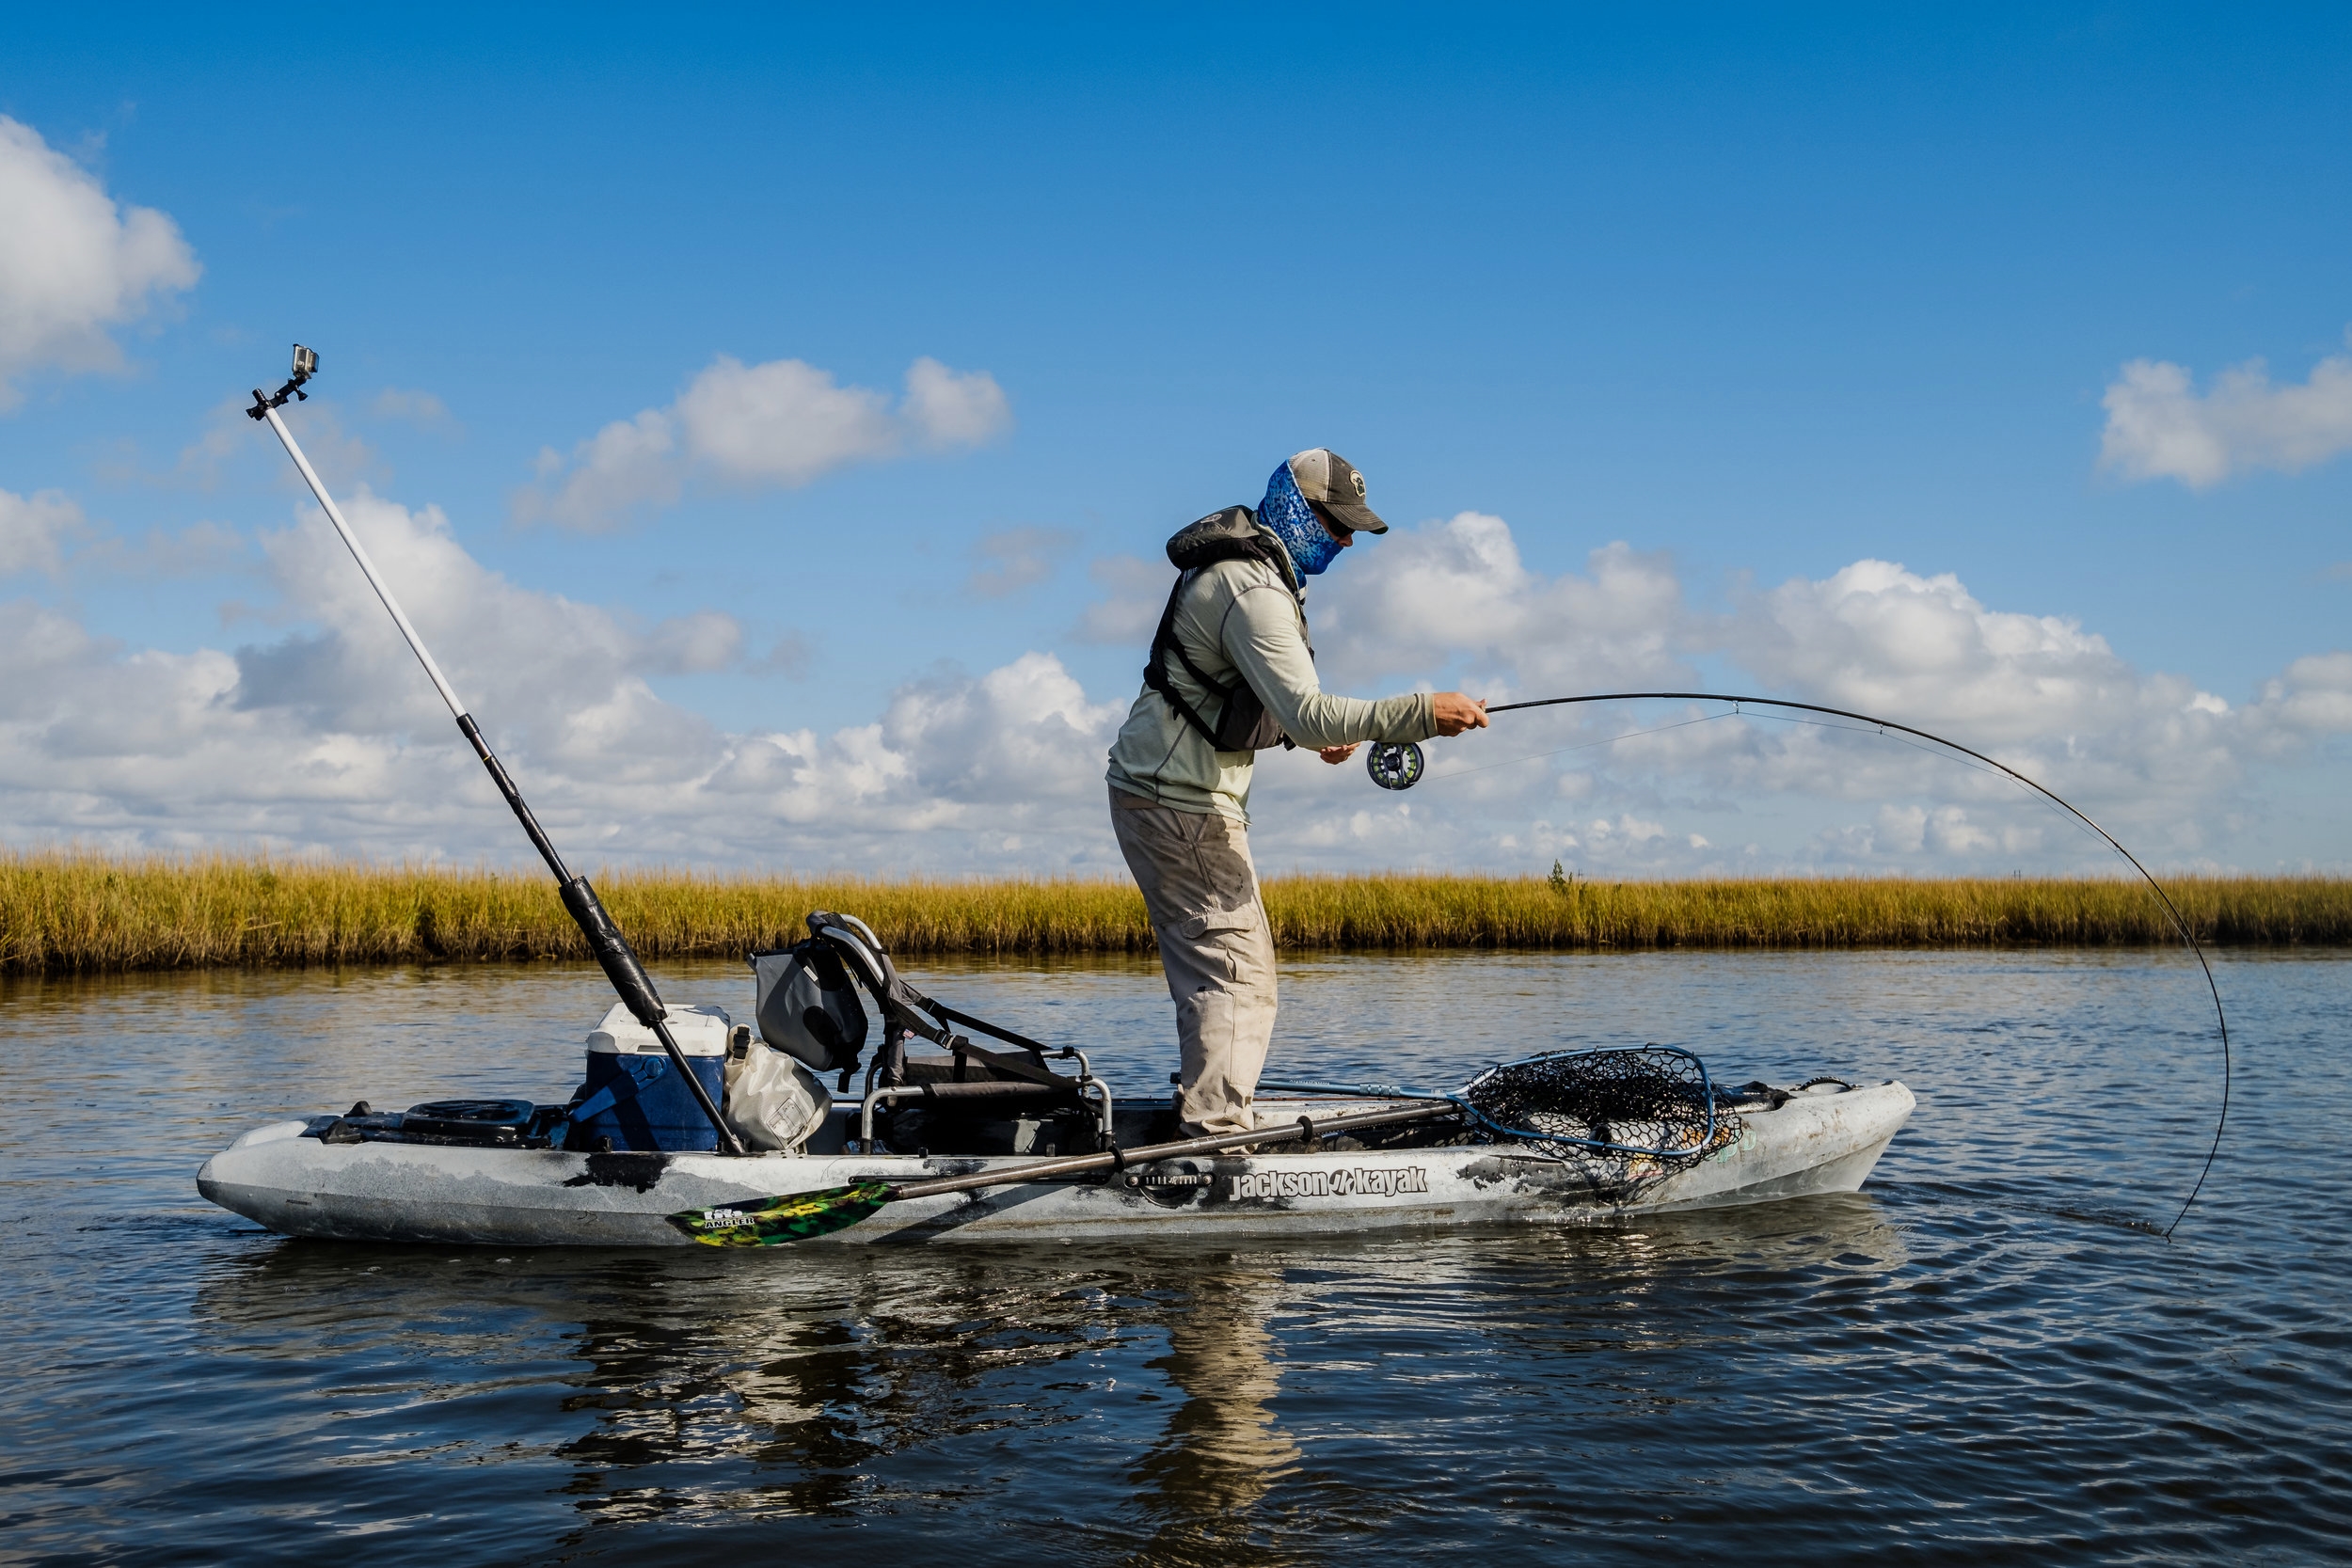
[899,1043,1084,1093]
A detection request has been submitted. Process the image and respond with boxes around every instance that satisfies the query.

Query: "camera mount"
[246,343,318,420]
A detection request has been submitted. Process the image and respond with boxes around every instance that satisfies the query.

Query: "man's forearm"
[1280,689,1438,749]
[1221,612,1431,749]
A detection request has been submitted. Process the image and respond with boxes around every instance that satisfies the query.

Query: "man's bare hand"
[1318,743,1360,765]
[1432,693,1489,736]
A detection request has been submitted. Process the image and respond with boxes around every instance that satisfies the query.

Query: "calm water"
[1,948,2344,1565]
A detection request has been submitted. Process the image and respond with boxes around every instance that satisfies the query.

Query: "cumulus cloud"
[1730,558,2141,740]
[2246,652,2352,742]
[2,483,244,583]
[517,354,1013,531]
[4,492,2345,875]
[1311,512,1690,698]
[0,117,200,406]
[0,489,87,577]
[1240,526,2351,874]
[2100,332,2352,487]
[0,481,1122,869]
[902,356,1016,447]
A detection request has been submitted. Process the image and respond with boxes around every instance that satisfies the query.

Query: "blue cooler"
[564,1003,732,1151]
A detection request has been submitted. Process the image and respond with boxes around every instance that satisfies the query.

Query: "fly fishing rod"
[1366,690,2230,1239]
[247,344,744,1155]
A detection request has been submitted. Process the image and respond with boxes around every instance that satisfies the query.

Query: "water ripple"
[1,948,2344,1564]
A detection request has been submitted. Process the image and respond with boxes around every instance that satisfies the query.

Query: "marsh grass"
[3,850,2345,974]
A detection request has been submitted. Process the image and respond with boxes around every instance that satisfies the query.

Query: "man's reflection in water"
[1124,1268,1301,1564]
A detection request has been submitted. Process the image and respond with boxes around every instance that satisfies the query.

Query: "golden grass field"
[2,851,2345,973]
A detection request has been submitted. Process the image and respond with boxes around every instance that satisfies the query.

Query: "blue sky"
[3,7,2347,875]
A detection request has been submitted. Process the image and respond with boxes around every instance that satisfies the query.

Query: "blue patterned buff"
[1259,459,1343,577]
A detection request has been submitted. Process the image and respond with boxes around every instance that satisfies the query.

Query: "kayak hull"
[199,1080,1915,1247]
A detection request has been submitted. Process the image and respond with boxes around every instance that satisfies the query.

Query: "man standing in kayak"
[1106,449,1488,1138]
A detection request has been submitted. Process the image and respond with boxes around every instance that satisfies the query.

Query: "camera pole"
[247,346,743,1155]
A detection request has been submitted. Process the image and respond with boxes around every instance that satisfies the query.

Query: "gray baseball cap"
[1287,448,1388,534]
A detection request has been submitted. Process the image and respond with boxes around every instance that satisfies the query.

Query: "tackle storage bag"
[563,1002,732,1152]
[751,940,868,1074]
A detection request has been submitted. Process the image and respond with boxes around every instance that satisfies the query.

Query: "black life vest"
[1141,506,1309,753]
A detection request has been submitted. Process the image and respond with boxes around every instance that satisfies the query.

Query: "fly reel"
[1366,741,1423,790]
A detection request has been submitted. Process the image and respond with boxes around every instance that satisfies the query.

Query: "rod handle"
[561,876,665,1027]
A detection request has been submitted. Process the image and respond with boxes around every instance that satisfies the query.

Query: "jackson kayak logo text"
[1231,1165,1430,1200]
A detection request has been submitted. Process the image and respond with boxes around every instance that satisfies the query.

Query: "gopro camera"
[291,344,318,382]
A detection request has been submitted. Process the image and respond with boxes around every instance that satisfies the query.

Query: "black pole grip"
[559,874,742,1155]
[560,876,665,1027]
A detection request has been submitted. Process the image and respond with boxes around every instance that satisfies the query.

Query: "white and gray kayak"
[199,1080,1914,1248]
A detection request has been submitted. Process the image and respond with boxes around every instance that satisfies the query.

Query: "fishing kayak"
[198,1077,1913,1247]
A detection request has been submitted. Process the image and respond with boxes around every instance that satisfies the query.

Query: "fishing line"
[1390,689,2228,1240]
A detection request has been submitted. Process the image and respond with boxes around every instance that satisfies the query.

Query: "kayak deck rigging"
[196,899,1914,1248]
[199,1069,1914,1247]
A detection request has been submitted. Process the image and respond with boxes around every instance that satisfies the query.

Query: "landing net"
[1458,1047,1738,1164]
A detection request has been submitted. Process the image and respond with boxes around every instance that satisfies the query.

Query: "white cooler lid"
[585,1001,732,1055]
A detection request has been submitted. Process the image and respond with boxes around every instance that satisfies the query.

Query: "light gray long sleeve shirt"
[1104,532,1438,823]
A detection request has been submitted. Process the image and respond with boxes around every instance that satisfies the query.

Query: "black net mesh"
[1458,1048,1740,1165]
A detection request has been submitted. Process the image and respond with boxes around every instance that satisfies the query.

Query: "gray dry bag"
[750,941,869,1075]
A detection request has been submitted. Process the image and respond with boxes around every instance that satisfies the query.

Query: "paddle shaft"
[885,1100,1459,1200]
[252,394,742,1155]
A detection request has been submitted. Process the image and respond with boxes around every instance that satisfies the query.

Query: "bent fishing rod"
[1367,690,2231,1240]
[247,344,745,1155]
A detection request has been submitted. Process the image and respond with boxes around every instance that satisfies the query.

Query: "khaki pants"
[1110,785,1279,1136]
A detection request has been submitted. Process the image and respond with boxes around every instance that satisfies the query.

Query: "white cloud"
[0,489,87,576]
[2100,332,2352,487]
[1238,524,2351,873]
[1311,513,1690,697]
[0,117,200,406]
[673,356,898,483]
[1043,509,2352,872]
[4,496,2345,874]
[523,407,679,527]
[1671,557,2275,858]
[901,356,1014,447]
[1730,557,2135,741]
[2,484,244,583]
[2248,651,2352,741]
[0,482,1122,870]
[517,354,1013,531]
